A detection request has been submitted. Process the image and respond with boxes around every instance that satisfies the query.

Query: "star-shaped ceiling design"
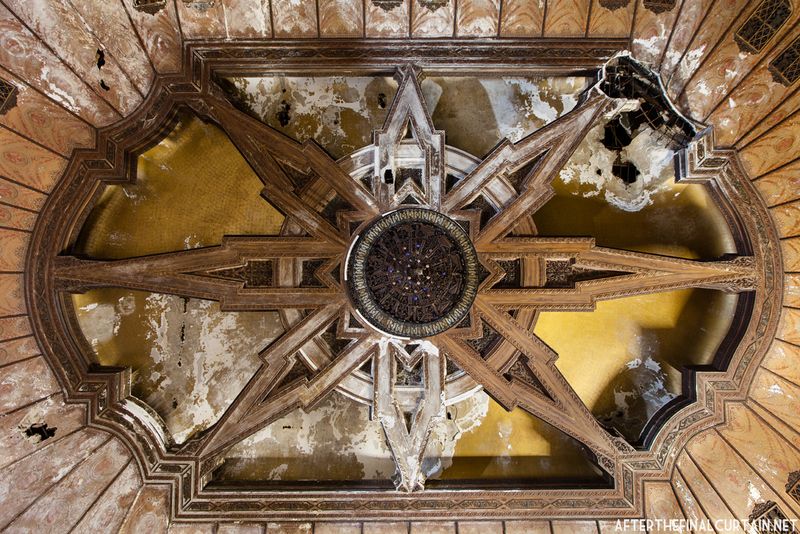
[55,66,756,491]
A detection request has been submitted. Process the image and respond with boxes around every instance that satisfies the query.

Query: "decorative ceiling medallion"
[347,208,478,338]
[26,43,782,520]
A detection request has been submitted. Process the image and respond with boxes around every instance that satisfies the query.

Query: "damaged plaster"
[559,118,677,212]
[73,290,284,444]
[223,75,591,160]
[222,76,399,159]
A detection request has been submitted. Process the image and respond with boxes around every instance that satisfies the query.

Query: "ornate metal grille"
[372,0,404,11]
[735,0,792,54]
[642,0,676,13]
[419,0,448,11]
[181,0,216,10]
[0,77,18,116]
[599,0,630,10]
[132,0,167,14]
[770,36,800,86]
[749,501,795,533]
[787,471,800,504]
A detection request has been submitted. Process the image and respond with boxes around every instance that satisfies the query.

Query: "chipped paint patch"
[224,75,589,160]
[73,289,284,444]
[218,388,492,482]
[420,76,589,157]
[679,45,707,83]
[224,76,399,159]
[599,351,677,442]
[559,119,676,212]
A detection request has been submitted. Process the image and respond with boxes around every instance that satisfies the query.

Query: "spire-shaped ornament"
[372,65,446,210]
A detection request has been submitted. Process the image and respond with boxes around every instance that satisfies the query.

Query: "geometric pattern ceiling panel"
[24,43,783,521]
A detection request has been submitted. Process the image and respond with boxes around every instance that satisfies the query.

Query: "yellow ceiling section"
[537,288,737,441]
[435,397,604,481]
[534,176,736,260]
[75,112,285,259]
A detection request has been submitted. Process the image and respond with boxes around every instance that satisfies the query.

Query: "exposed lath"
[600,55,697,151]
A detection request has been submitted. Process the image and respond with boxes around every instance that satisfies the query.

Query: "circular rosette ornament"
[346,208,479,338]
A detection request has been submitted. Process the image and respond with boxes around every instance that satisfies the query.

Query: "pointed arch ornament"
[25,41,783,521]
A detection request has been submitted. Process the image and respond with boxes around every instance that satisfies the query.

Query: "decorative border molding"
[24,40,783,521]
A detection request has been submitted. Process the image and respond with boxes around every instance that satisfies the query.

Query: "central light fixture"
[346,208,479,338]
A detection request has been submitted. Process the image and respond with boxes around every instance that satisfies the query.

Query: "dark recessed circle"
[346,208,478,338]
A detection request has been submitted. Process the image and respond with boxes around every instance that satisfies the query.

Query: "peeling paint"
[769,384,784,395]
[73,290,284,444]
[219,388,492,481]
[558,112,677,213]
[224,76,399,159]
[224,75,590,160]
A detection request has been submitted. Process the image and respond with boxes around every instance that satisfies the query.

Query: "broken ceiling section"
[559,54,702,212]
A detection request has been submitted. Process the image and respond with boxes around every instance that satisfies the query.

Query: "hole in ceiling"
[24,423,57,442]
